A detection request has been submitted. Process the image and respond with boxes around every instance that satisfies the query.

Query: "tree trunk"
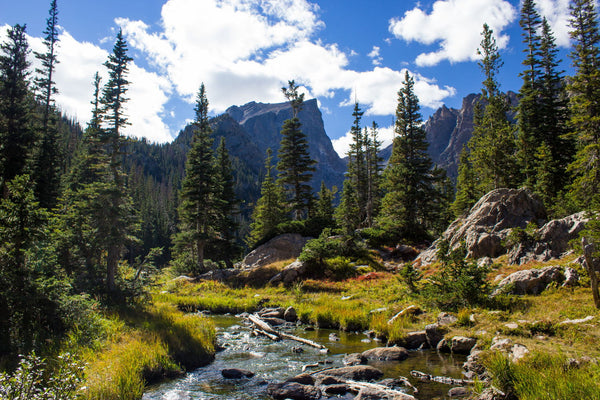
[582,237,600,309]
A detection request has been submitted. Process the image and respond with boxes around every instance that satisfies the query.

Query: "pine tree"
[212,136,239,267]
[335,179,360,236]
[314,180,335,228]
[378,71,441,241]
[33,0,62,209]
[174,84,220,272]
[364,122,383,227]
[345,102,367,226]
[451,146,478,217]
[99,30,138,292]
[567,0,600,210]
[0,24,34,195]
[469,24,518,193]
[277,80,316,220]
[516,0,543,187]
[247,148,285,247]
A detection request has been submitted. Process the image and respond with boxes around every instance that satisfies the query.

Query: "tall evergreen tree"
[516,0,543,187]
[315,180,335,228]
[99,30,137,292]
[451,146,478,217]
[468,24,518,193]
[567,0,600,210]
[174,84,220,271]
[365,122,383,227]
[335,179,360,236]
[345,102,367,226]
[33,0,62,209]
[247,148,285,248]
[378,71,442,241]
[0,24,34,195]
[277,80,316,220]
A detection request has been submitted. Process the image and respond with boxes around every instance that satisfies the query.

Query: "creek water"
[143,315,467,400]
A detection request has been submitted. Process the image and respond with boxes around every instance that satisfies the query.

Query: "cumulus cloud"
[536,0,572,47]
[332,124,395,158]
[389,0,517,66]
[368,46,383,66]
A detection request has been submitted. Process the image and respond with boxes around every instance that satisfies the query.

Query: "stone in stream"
[449,386,470,397]
[450,336,477,354]
[284,306,298,322]
[316,365,384,381]
[398,331,428,349]
[221,368,255,379]
[361,346,409,361]
[323,384,349,395]
[343,353,367,366]
[425,323,447,348]
[285,373,315,385]
[266,381,322,400]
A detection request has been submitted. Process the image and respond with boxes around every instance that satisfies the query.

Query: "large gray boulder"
[238,234,310,270]
[493,265,567,295]
[316,365,384,381]
[268,260,307,285]
[418,188,546,264]
[361,346,409,361]
[266,381,322,400]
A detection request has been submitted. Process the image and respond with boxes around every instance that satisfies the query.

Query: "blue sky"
[1,0,575,156]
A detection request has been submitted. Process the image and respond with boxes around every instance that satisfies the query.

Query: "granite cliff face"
[226,99,346,191]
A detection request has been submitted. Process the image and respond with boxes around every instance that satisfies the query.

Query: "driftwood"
[253,328,280,341]
[582,237,600,309]
[302,363,320,372]
[345,380,417,400]
[410,370,474,386]
[247,314,328,350]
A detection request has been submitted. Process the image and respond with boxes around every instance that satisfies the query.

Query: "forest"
[1,0,600,399]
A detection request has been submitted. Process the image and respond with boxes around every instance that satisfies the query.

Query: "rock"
[286,373,315,385]
[476,387,505,400]
[262,317,286,326]
[490,337,513,351]
[425,323,447,348]
[361,346,409,361]
[258,307,285,318]
[388,305,423,325]
[437,312,458,326]
[323,384,349,395]
[510,344,529,362]
[239,234,310,270]
[317,365,384,381]
[284,306,298,322]
[399,331,428,350]
[563,267,580,287]
[329,333,340,341]
[463,350,485,379]
[418,188,547,264]
[266,382,322,400]
[504,323,519,330]
[221,368,255,379]
[269,260,308,285]
[493,266,565,295]
[450,336,477,354]
[344,353,367,366]
[437,338,450,353]
[478,257,494,268]
[448,387,470,397]
[370,307,389,314]
[317,375,346,385]
[292,346,304,353]
[197,268,239,282]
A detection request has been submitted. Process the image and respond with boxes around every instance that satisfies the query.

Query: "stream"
[143,315,467,400]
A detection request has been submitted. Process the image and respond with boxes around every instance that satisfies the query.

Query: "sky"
[0,0,576,157]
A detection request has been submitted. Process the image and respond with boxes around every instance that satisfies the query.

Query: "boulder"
[344,353,367,366]
[563,267,580,287]
[284,306,298,322]
[317,365,384,381]
[448,387,470,397]
[269,260,308,285]
[266,382,321,400]
[398,331,428,350]
[361,346,409,361]
[450,336,477,354]
[239,233,310,269]
[493,266,565,295]
[221,368,255,379]
[259,307,285,318]
[425,323,447,348]
[286,373,315,385]
[197,269,239,282]
[437,312,458,326]
[323,384,349,396]
[418,188,547,264]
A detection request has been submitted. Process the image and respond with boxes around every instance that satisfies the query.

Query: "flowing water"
[143,315,467,400]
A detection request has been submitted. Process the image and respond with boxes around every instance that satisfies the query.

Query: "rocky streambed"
[143,314,469,400]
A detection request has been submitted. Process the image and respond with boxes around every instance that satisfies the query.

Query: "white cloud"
[332,124,395,158]
[389,0,517,66]
[536,0,572,47]
[368,46,383,66]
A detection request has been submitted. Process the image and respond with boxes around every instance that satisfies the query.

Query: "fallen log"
[253,328,280,341]
[346,380,417,400]
[410,370,474,386]
[302,363,320,372]
[247,314,328,351]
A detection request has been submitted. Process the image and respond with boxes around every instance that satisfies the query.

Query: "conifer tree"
[0,24,34,195]
[174,84,220,271]
[99,30,138,292]
[315,180,335,228]
[516,0,543,187]
[248,148,285,247]
[451,146,478,217]
[346,102,367,226]
[33,0,61,209]
[468,24,518,193]
[335,179,360,236]
[567,0,600,210]
[378,71,442,241]
[277,80,316,220]
[365,122,383,227]
[212,137,239,267]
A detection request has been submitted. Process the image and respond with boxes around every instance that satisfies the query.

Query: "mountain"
[382,91,518,180]
[226,98,347,191]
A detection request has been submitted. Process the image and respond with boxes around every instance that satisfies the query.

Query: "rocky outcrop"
[493,265,576,295]
[238,234,310,270]
[268,260,308,285]
[419,188,547,264]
